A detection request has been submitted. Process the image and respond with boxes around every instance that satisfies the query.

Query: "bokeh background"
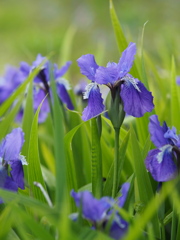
[0,0,180,81]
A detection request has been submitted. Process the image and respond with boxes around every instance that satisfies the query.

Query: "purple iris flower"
[20,54,74,122]
[0,128,27,202]
[70,183,130,240]
[145,115,180,182]
[77,42,154,121]
[0,66,26,104]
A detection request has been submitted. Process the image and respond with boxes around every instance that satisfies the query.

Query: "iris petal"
[77,54,99,81]
[82,83,105,121]
[149,115,169,148]
[56,82,74,110]
[95,65,119,85]
[10,161,24,189]
[55,61,71,78]
[118,42,137,79]
[145,145,178,182]
[71,190,111,222]
[1,128,24,162]
[120,78,154,117]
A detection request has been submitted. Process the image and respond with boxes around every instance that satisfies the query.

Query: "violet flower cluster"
[145,115,180,182]
[70,183,130,240]
[0,54,74,123]
[0,128,27,202]
[77,42,154,123]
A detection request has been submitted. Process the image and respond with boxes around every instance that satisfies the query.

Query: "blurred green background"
[0,0,180,81]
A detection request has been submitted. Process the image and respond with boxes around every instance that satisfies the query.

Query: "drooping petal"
[148,115,170,148]
[56,82,74,110]
[71,190,112,222]
[77,54,99,81]
[54,61,72,79]
[82,83,105,121]
[1,128,24,162]
[109,216,128,240]
[10,160,24,189]
[120,77,154,117]
[145,145,178,182]
[0,168,18,204]
[117,182,130,208]
[3,176,18,192]
[95,64,119,85]
[118,42,137,79]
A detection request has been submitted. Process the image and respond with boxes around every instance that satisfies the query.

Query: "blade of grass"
[28,96,47,203]
[22,80,34,157]
[130,126,160,238]
[49,64,66,210]
[109,0,139,79]
[91,117,103,198]
[0,95,24,140]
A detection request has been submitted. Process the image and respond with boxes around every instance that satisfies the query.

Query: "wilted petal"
[77,54,99,81]
[145,146,178,182]
[117,182,130,208]
[10,161,24,189]
[55,61,72,78]
[120,78,154,117]
[71,190,111,222]
[1,128,24,162]
[149,115,169,148]
[95,64,119,85]
[82,83,105,121]
[56,82,74,110]
[118,42,137,79]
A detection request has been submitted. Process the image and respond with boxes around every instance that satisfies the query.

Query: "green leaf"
[91,117,103,198]
[27,96,47,203]
[22,80,34,158]
[0,189,56,218]
[50,64,66,209]
[0,95,24,140]
[170,57,180,128]
[13,206,55,240]
[130,126,160,238]
[103,130,130,196]
[64,121,84,210]
[109,0,127,52]
[109,0,139,79]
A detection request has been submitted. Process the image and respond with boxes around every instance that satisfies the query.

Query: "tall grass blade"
[28,97,47,203]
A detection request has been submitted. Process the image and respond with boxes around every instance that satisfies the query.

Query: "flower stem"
[91,117,103,198]
[112,127,120,198]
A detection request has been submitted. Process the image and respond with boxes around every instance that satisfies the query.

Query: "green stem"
[91,117,103,198]
[112,127,120,198]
